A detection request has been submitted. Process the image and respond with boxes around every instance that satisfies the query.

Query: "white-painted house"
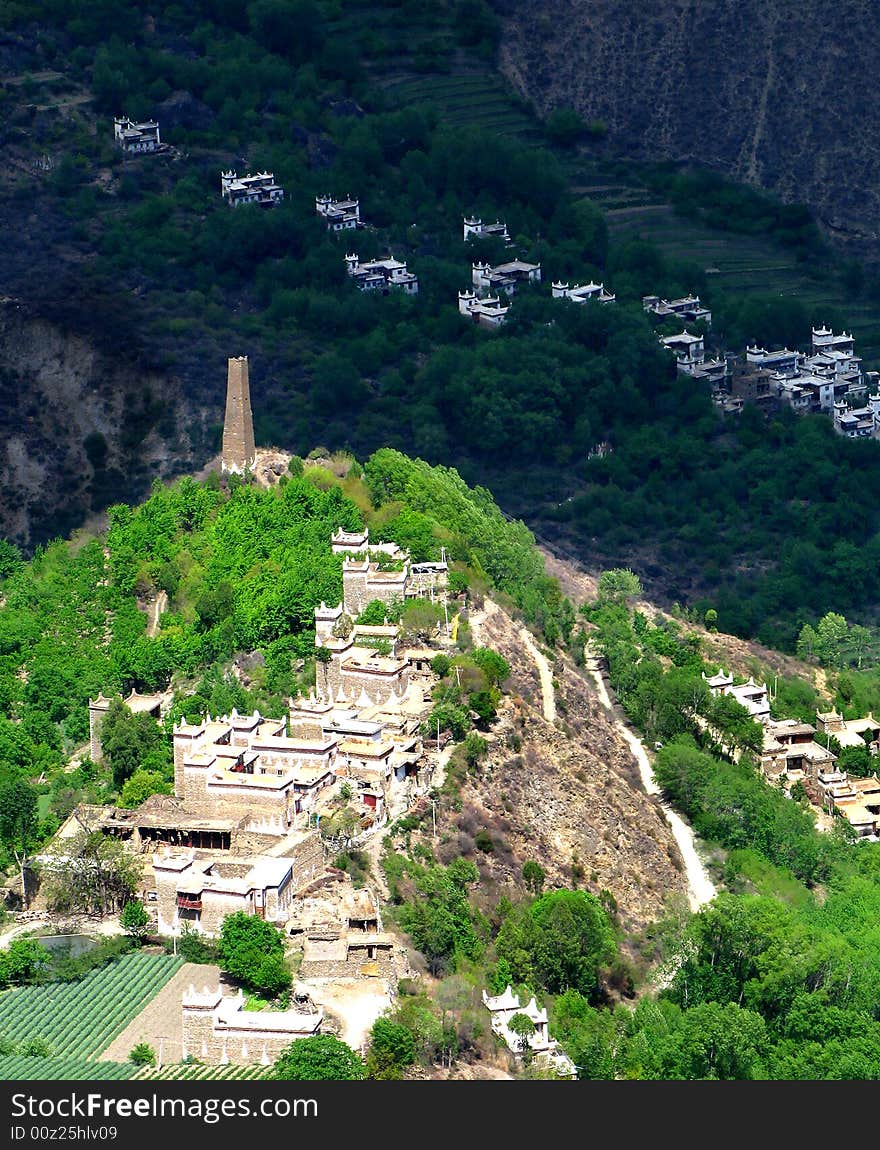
[220,171,284,207]
[458,290,509,328]
[553,280,615,304]
[316,195,361,231]
[472,260,541,296]
[114,117,161,153]
[345,253,418,295]
[643,294,711,327]
[482,985,576,1078]
[463,216,511,244]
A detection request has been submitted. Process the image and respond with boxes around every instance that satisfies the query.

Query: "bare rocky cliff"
[500,0,880,250]
[0,299,203,547]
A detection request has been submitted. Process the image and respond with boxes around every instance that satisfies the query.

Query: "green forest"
[5,0,880,653]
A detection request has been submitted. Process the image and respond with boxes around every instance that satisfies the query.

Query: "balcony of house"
[176,894,203,911]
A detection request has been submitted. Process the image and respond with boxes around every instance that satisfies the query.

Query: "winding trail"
[473,598,556,723]
[586,661,716,911]
[147,590,168,638]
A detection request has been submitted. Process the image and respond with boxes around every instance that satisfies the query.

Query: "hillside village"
[7,2,880,1093]
[109,115,879,441]
[2,345,880,1081]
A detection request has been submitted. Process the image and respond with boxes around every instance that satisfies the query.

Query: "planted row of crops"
[135,1063,270,1080]
[0,1057,138,1080]
[0,953,183,1059]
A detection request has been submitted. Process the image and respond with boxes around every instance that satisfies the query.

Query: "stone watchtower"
[221,356,256,474]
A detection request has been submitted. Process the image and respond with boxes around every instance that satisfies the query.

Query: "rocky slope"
[439,594,689,936]
[500,0,880,254]
[0,298,201,547]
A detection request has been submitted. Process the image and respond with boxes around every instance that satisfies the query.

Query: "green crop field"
[0,953,183,1061]
[134,1063,271,1080]
[0,1057,138,1081]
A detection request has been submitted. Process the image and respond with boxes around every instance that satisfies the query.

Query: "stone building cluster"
[760,710,880,838]
[649,306,880,435]
[458,212,616,329]
[701,665,880,838]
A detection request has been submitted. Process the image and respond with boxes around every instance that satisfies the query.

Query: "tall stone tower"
[221,355,256,473]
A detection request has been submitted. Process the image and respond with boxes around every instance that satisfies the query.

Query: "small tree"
[0,939,52,988]
[271,1035,366,1080]
[0,781,40,908]
[367,1018,416,1080]
[129,1042,156,1066]
[120,899,150,943]
[253,953,292,998]
[597,568,642,606]
[219,912,286,993]
[522,860,545,895]
[464,731,488,769]
[508,1013,536,1060]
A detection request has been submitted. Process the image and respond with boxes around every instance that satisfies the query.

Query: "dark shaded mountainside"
[500,0,880,253]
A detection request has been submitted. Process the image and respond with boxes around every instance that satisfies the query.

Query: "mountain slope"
[500,0,880,254]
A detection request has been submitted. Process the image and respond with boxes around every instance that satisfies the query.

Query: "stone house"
[457,290,509,328]
[552,280,615,304]
[463,216,511,243]
[114,117,161,153]
[815,710,880,752]
[292,887,397,982]
[833,396,880,438]
[152,846,321,936]
[702,667,770,724]
[746,345,802,376]
[314,633,412,708]
[172,711,338,828]
[220,170,283,207]
[345,253,418,295]
[316,195,361,230]
[472,259,541,296]
[482,985,576,1077]
[643,294,711,327]
[342,557,409,617]
[330,527,402,558]
[182,984,322,1066]
[660,330,705,368]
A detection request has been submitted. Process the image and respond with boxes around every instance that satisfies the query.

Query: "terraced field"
[381,73,540,142]
[0,953,183,1060]
[602,200,880,363]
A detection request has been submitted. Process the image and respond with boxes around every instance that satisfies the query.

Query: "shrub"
[129,1042,156,1066]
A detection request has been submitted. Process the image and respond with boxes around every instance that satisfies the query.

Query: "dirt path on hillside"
[99,963,222,1065]
[472,599,556,723]
[585,659,716,911]
[146,591,168,638]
